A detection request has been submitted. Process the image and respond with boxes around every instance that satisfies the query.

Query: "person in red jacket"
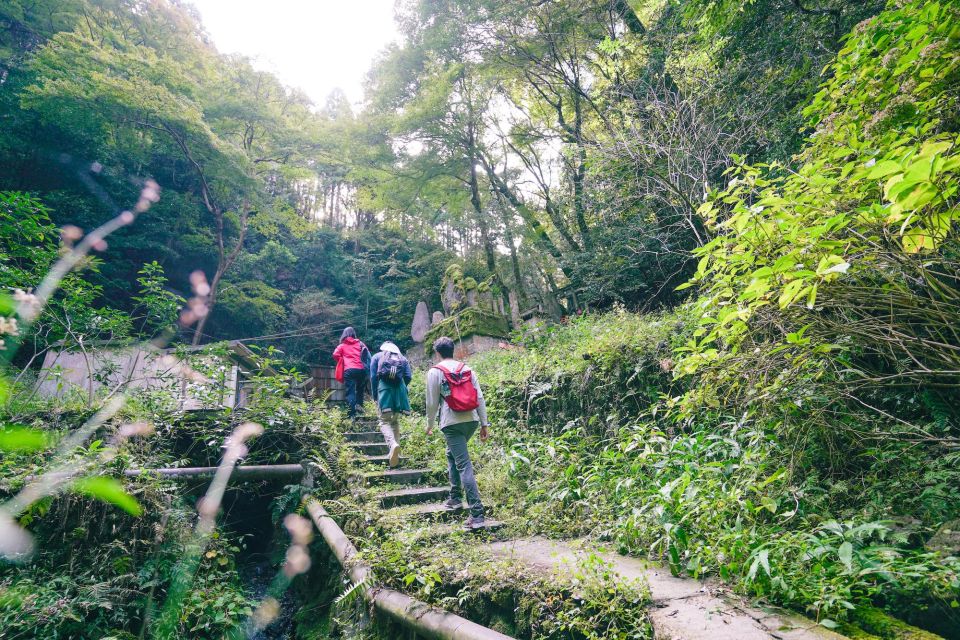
[333,327,370,417]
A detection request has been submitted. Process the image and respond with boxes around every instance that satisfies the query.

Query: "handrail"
[305,500,516,640]
[125,463,305,480]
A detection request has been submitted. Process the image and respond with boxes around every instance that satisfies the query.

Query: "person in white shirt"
[424,336,490,530]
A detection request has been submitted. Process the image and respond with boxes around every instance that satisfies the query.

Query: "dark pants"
[442,421,484,517]
[343,368,367,416]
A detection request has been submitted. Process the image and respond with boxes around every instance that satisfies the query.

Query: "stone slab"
[378,486,449,508]
[364,468,431,485]
[349,442,389,455]
[363,454,410,466]
[345,431,384,442]
[482,538,847,640]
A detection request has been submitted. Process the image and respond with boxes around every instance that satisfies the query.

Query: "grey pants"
[441,421,484,517]
[379,410,400,448]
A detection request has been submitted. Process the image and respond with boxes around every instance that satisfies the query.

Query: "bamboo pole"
[124,464,305,480]
[25,463,307,485]
[305,500,515,640]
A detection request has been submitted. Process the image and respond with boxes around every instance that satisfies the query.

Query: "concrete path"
[482,537,848,640]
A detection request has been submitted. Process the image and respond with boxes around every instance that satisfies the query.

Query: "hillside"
[1,0,959,638]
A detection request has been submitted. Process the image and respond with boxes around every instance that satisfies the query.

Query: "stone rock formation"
[411,301,431,343]
[432,311,445,325]
[441,279,462,315]
[508,291,522,328]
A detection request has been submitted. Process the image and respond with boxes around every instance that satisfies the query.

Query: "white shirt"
[425,359,489,430]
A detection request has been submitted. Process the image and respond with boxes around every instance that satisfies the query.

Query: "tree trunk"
[480,154,572,279]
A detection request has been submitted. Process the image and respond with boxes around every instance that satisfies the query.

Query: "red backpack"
[432,363,479,412]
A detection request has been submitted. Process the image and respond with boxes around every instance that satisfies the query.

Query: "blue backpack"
[377,351,407,384]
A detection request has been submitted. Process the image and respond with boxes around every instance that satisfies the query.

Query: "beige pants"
[378,410,400,449]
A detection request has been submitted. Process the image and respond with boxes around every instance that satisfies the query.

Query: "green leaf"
[838,541,854,571]
[0,426,49,452]
[866,160,902,179]
[72,477,142,516]
[0,293,15,316]
[760,496,778,514]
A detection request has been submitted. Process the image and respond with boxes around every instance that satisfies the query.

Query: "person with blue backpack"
[370,341,413,467]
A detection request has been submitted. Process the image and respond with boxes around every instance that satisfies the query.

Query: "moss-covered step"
[349,442,390,456]
[363,468,433,486]
[377,486,449,508]
[846,607,945,640]
[344,431,384,443]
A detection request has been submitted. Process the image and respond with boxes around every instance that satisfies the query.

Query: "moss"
[444,263,464,281]
[424,307,510,345]
[851,606,945,640]
[839,624,885,640]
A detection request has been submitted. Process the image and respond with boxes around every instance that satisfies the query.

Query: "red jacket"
[333,337,369,370]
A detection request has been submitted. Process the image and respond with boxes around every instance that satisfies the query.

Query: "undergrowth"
[393,308,960,635]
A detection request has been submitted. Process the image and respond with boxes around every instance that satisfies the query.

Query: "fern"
[333,577,373,611]
[921,390,958,430]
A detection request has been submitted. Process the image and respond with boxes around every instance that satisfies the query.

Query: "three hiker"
[369,341,412,467]
[425,336,489,530]
[332,327,370,418]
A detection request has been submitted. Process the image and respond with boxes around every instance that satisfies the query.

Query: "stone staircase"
[347,416,502,531]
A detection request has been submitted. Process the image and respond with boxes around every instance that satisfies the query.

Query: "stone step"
[363,454,410,466]
[380,502,467,521]
[364,468,432,486]
[377,486,449,508]
[349,442,389,456]
[439,519,505,534]
[345,431,383,443]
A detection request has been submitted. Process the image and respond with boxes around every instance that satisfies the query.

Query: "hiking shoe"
[442,497,463,510]
[463,515,486,531]
[388,444,400,468]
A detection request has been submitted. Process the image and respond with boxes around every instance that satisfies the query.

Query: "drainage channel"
[138,462,320,639]
[135,456,513,639]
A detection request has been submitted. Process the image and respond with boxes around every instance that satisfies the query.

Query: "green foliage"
[0,425,49,452]
[132,262,184,337]
[435,310,960,628]
[71,477,142,516]
[678,0,960,399]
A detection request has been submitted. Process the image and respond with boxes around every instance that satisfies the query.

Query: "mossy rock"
[425,307,510,346]
[444,263,465,281]
[851,606,945,640]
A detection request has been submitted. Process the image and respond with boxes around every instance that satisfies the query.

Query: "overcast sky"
[188,0,399,108]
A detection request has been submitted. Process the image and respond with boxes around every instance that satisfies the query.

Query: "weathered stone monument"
[410,301,431,343]
[407,263,515,363]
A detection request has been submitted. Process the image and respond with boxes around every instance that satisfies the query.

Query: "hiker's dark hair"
[340,326,357,342]
[433,336,455,359]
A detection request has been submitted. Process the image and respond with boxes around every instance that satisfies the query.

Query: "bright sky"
[188,0,399,108]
